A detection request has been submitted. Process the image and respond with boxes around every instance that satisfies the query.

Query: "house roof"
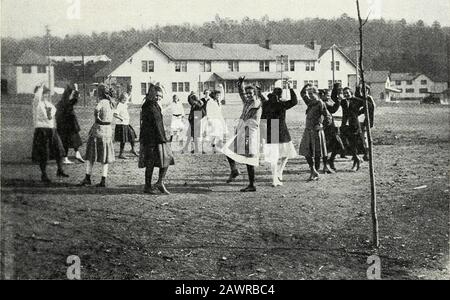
[95,40,323,78]
[390,73,421,81]
[318,44,357,68]
[214,72,287,81]
[157,42,321,61]
[365,70,390,83]
[15,49,49,65]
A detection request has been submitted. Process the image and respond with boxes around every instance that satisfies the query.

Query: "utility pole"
[45,26,52,93]
[332,45,336,84]
[82,53,86,106]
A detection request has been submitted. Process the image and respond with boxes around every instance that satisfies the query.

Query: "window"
[419,88,428,93]
[306,61,315,71]
[141,60,154,72]
[228,61,239,72]
[398,88,403,93]
[22,66,31,73]
[172,82,190,92]
[141,83,147,95]
[396,81,402,85]
[175,61,187,72]
[406,80,413,85]
[421,80,427,85]
[304,80,318,87]
[331,61,340,71]
[290,61,295,72]
[259,61,270,72]
[406,88,415,93]
[328,80,342,89]
[200,61,211,72]
[37,66,46,73]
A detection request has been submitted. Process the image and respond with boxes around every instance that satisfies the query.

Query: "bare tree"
[356,0,379,248]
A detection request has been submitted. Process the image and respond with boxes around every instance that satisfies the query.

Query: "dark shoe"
[329,159,337,172]
[130,150,139,157]
[155,182,170,195]
[96,177,106,187]
[144,186,159,194]
[351,158,362,172]
[240,185,256,192]
[226,170,240,183]
[96,181,106,188]
[41,174,51,183]
[363,154,369,162]
[323,166,336,174]
[56,170,69,178]
[118,154,127,159]
[79,177,91,186]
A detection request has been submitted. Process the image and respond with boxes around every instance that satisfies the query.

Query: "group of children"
[31,79,373,193]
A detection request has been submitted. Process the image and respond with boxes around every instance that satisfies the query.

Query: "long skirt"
[31,128,66,163]
[56,115,82,152]
[221,120,260,167]
[171,115,186,134]
[324,125,345,154]
[341,125,366,156]
[114,124,137,143]
[205,117,227,141]
[189,116,206,139]
[85,124,115,164]
[299,128,327,158]
[139,142,175,169]
[263,141,298,164]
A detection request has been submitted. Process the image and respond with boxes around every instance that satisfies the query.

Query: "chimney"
[155,37,160,45]
[205,38,215,49]
[310,40,317,50]
[264,39,272,50]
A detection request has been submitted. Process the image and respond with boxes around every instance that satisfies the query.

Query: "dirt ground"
[1,96,449,280]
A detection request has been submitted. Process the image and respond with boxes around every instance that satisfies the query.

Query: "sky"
[2,0,449,39]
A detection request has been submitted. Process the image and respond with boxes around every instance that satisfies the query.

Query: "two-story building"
[390,73,448,101]
[1,49,54,95]
[95,40,357,104]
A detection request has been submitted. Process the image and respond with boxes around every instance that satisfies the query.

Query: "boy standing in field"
[299,84,332,181]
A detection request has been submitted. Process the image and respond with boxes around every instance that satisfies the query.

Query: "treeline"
[2,14,449,81]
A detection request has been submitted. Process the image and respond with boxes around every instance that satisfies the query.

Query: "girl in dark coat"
[182,92,206,153]
[261,83,298,187]
[341,87,366,172]
[321,84,346,172]
[139,83,174,195]
[55,84,84,164]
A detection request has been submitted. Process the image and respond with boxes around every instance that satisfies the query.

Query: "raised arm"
[300,84,312,106]
[238,76,246,103]
[326,99,341,114]
[281,83,299,110]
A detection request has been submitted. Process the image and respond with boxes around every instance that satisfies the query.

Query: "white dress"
[170,101,186,133]
[205,99,227,140]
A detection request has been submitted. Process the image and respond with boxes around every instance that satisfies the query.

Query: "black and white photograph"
[1,0,449,284]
